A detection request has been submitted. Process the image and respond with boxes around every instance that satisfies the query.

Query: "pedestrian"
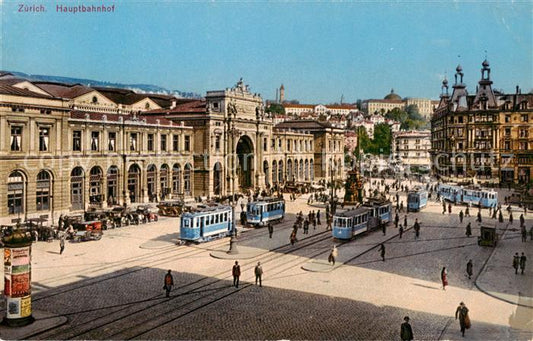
[465,205,470,217]
[404,215,408,229]
[303,218,309,234]
[510,212,514,224]
[255,261,263,286]
[441,266,448,290]
[328,245,339,266]
[513,253,520,274]
[459,210,464,223]
[442,202,446,215]
[521,226,527,242]
[466,259,473,279]
[163,270,174,297]
[382,222,387,236]
[400,201,404,212]
[465,222,472,238]
[399,224,404,239]
[232,261,241,288]
[395,213,399,228]
[413,219,420,240]
[499,211,504,223]
[290,230,297,245]
[476,211,482,223]
[520,252,527,275]
[455,302,470,337]
[378,243,385,261]
[520,214,525,227]
[400,316,414,341]
[59,237,65,255]
[317,210,321,225]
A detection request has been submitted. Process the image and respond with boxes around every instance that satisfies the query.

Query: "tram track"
[32,238,230,303]
[32,230,333,340]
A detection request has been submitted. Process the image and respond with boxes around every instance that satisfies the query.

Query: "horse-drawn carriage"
[157,200,184,217]
[72,221,103,242]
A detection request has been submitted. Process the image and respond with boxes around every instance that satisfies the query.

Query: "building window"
[522,114,529,122]
[519,129,528,138]
[278,139,282,151]
[91,131,100,151]
[184,135,190,151]
[161,134,167,151]
[271,139,275,149]
[505,128,511,136]
[504,141,511,150]
[36,170,51,211]
[108,132,116,151]
[39,127,49,152]
[263,137,267,152]
[173,134,179,151]
[8,171,24,214]
[287,140,291,151]
[215,135,221,151]
[10,126,22,151]
[505,115,511,123]
[73,130,81,151]
[147,134,154,151]
[519,142,528,150]
[130,133,138,151]
[458,116,463,123]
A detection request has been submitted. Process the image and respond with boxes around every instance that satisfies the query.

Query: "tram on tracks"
[332,199,391,240]
[179,204,233,243]
[407,188,429,212]
[438,184,498,208]
[246,197,285,226]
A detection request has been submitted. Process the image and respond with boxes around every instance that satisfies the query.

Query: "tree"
[265,103,285,115]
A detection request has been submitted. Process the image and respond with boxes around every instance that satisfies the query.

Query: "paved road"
[1,178,532,340]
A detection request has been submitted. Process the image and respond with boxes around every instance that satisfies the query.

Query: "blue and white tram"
[332,207,370,240]
[180,205,232,243]
[246,198,285,226]
[407,189,428,212]
[437,184,498,208]
[363,199,392,230]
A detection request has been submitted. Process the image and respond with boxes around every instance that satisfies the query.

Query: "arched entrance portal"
[236,136,254,190]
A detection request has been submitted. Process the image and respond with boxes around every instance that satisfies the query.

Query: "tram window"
[224,213,227,221]
[183,219,190,228]
[215,214,219,224]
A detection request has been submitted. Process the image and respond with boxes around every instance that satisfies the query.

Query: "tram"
[179,204,233,243]
[332,207,370,240]
[407,189,429,212]
[246,197,285,226]
[438,184,498,208]
[363,199,392,230]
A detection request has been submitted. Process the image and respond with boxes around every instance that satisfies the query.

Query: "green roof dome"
[384,89,401,100]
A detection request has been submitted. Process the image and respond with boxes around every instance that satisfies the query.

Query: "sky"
[2,1,532,103]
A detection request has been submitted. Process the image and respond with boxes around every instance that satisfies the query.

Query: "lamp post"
[227,102,240,253]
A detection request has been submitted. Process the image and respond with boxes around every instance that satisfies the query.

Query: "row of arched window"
[6,163,193,214]
[264,159,315,185]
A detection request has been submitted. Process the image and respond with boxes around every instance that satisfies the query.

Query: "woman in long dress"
[441,267,448,290]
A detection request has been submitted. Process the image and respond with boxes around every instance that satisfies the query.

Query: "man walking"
[400,316,414,341]
[163,270,174,297]
[521,226,527,242]
[268,223,273,238]
[513,253,520,274]
[459,210,464,223]
[404,215,408,230]
[395,213,399,229]
[382,222,387,236]
[59,236,65,255]
[465,222,472,238]
[232,261,241,288]
[455,302,470,337]
[378,243,386,262]
[476,211,482,223]
[413,219,420,240]
[466,259,473,279]
[448,203,452,215]
[255,261,263,286]
[399,224,404,239]
[520,252,527,275]
[510,212,514,225]
[328,245,338,266]
[465,205,470,217]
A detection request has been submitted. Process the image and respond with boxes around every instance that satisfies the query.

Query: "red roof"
[147,100,206,114]
[70,110,176,126]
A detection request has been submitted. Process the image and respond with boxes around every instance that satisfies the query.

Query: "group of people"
[400,302,470,340]
[512,252,527,275]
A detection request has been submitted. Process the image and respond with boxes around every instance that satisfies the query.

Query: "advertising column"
[3,229,34,327]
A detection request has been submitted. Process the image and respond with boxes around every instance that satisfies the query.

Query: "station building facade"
[0,76,344,224]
